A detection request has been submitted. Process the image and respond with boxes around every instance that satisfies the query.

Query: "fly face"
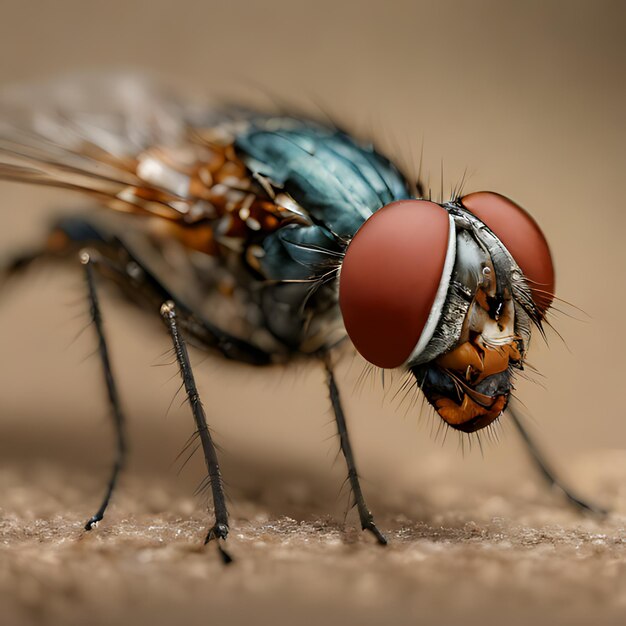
[413,252,522,433]
[339,192,555,434]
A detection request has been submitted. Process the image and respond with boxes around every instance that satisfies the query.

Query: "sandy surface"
[2,445,626,626]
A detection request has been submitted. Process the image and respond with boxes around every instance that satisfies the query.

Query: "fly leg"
[79,250,127,530]
[1,244,128,530]
[324,354,387,545]
[507,404,607,516]
[160,301,232,563]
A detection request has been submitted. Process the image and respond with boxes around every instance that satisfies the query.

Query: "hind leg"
[1,240,128,529]
[79,250,127,530]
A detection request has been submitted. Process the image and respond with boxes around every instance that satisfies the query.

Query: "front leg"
[160,301,232,563]
[508,403,607,516]
[323,354,387,545]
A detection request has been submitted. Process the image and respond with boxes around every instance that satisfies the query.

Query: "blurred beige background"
[0,2,624,625]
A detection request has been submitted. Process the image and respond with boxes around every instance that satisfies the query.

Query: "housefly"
[0,75,604,562]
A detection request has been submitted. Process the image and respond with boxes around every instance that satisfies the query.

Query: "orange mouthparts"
[433,394,507,433]
[430,338,520,432]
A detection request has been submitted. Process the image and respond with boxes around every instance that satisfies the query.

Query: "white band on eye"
[405,214,456,365]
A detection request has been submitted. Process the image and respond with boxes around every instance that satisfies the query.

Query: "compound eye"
[339,200,455,369]
[460,191,555,314]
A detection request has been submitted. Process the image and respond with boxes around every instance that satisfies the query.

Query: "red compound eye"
[460,192,555,314]
[339,200,455,369]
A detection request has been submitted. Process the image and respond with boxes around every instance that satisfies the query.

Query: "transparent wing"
[0,74,239,220]
[0,74,193,153]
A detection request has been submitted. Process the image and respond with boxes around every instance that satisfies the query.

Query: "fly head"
[339,193,555,433]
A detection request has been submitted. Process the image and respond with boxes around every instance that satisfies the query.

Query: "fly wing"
[0,74,192,155]
[0,74,239,221]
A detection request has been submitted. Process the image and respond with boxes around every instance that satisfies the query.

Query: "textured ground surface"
[2,450,626,626]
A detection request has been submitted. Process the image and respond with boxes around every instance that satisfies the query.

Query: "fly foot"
[362,519,388,546]
[204,523,233,564]
[84,515,102,531]
[562,489,608,518]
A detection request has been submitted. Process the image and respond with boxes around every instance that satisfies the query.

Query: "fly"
[0,75,605,562]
